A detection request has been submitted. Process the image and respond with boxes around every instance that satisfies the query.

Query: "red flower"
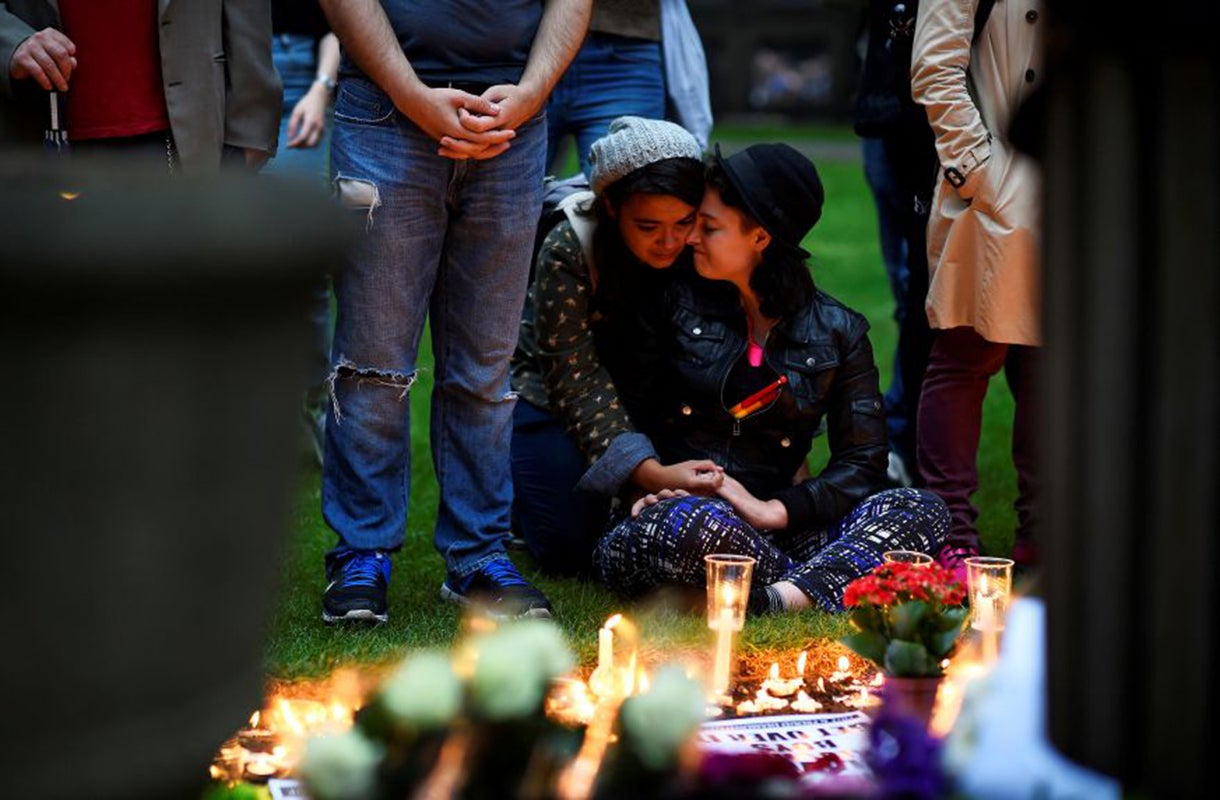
[843,559,967,609]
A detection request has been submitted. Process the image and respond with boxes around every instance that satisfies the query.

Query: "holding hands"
[629,459,725,518]
[628,469,792,531]
[715,474,789,531]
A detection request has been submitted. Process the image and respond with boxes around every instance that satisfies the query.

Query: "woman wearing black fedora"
[590,143,950,613]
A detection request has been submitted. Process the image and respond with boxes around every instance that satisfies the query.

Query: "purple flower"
[692,751,801,797]
[865,707,949,799]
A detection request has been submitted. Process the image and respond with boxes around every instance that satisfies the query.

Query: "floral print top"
[511,219,635,465]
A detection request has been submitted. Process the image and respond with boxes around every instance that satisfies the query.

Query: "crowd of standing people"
[0,0,1042,623]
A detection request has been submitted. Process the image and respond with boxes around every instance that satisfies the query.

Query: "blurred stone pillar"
[1039,5,1220,794]
[0,162,350,799]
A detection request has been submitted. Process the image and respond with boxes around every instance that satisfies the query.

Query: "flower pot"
[880,676,944,731]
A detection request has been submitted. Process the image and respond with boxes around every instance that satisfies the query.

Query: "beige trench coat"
[912,0,1044,346]
[0,0,280,173]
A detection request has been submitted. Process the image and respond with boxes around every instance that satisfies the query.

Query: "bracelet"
[314,75,337,92]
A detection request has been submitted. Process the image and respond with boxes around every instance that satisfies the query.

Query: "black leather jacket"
[641,273,889,532]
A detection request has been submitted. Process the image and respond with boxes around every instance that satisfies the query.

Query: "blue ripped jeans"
[322,75,546,578]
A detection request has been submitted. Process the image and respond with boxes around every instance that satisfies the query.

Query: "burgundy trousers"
[916,326,1039,556]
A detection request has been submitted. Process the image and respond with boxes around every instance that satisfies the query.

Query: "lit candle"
[790,690,823,713]
[591,614,626,697]
[711,608,734,696]
[828,655,853,684]
[842,687,881,710]
[598,626,613,675]
[760,661,803,697]
[244,753,278,781]
[237,711,276,753]
[973,589,1000,631]
[704,554,756,701]
[751,687,789,711]
[548,677,597,727]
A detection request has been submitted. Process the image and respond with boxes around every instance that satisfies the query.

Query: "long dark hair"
[705,162,815,320]
[590,157,705,320]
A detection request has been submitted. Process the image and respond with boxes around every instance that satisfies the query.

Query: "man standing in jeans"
[317,0,591,623]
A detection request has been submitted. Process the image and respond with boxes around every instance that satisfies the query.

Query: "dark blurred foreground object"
[1036,3,1220,795]
[0,161,351,799]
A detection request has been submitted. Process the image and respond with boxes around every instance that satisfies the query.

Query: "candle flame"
[279,698,312,736]
[58,191,81,201]
[796,650,807,676]
[638,670,650,693]
[249,711,261,727]
[837,656,850,672]
[769,662,779,680]
[817,677,825,692]
[605,613,622,630]
[940,659,951,670]
[871,673,884,687]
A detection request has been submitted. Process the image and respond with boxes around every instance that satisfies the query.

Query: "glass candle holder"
[705,554,755,631]
[883,549,934,566]
[965,556,1014,632]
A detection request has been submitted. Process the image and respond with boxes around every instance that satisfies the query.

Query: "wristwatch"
[315,74,337,93]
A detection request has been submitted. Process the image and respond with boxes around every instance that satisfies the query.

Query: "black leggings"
[593,488,949,611]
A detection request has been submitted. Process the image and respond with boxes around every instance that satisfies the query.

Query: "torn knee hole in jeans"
[333,176,381,230]
[327,362,417,421]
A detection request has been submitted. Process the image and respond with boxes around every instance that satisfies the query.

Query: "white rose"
[469,619,574,720]
[620,665,706,769]
[380,649,462,729]
[298,730,382,800]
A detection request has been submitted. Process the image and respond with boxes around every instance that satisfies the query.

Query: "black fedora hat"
[712,143,825,259]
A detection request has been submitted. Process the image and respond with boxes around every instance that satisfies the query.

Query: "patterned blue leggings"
[593,488,949,612]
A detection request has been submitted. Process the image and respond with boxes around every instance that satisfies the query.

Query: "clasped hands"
[628,462,790,531]
[404,82,541,161]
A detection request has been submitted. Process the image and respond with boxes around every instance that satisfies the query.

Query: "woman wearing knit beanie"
[591,143,951,614]
[511,117,725,576]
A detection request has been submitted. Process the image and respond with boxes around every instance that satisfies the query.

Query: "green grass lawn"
[264,128,1018,680]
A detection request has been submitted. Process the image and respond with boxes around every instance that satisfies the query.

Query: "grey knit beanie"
[588,116,704,196]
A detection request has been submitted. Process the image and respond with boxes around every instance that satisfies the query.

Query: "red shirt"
[59,0,169,141]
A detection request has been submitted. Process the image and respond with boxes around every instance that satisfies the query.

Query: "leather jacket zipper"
[719,334,748,476]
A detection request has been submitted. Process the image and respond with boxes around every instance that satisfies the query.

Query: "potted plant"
[841,561,969,728]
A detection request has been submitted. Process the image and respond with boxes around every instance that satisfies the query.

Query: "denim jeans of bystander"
[322,76,547,583]
[546,32,665,178]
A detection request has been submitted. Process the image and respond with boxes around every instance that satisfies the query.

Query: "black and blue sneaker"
[440,557,553,619]
[322,549,391,624]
